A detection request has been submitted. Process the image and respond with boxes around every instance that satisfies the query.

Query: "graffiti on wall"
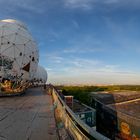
[0,56,14,70]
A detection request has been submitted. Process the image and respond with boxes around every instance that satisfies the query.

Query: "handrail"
[49,84,109,140]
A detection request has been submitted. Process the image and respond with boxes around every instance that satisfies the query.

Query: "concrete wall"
[49,85,109,140]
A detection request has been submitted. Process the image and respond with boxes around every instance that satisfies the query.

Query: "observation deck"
[0,87,58,140]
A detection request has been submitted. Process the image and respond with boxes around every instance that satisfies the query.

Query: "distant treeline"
[56,85,140,106]
[56,85,140,92]
[56,85,106,106]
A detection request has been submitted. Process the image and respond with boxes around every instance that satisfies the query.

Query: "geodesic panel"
[0,19,39,93]
[34,65,47,85]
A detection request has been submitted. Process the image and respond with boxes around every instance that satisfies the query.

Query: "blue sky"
[1,0,140,85]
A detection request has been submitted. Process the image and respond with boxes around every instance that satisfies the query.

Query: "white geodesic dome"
[0,19,39,93]
[34,65,47,84]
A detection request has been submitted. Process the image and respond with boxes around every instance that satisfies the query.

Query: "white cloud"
[104,0,119,4]
[72,20,80,29]
[63,46,104,53]
[46,55,64,64]
[71,58,101,68]
[63,0,140,11]
[0,0,47,14]
[64,0,94,10]
[47,57,140,85]
[63,35,105,54]
[48,68,140,85]
[45,53,140,85]
[99,65,120,73]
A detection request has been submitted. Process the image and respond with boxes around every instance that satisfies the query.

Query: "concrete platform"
[0,91,25,97]
[0,87,58,140]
